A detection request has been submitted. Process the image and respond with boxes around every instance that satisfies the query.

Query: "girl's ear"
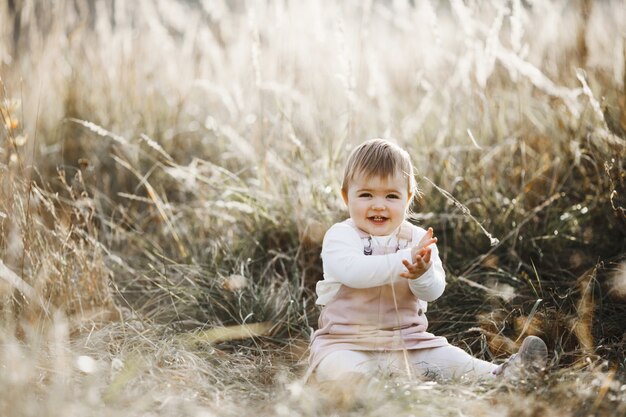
[341,189,349,206]
[405,192,414,213]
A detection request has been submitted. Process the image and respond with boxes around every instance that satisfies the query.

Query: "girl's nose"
[371,199,385,210]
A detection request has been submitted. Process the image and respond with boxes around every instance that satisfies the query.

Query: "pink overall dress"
[307,220,449,378]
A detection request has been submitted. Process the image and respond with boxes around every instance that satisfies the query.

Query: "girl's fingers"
[403,260,417,273]
[418,237,437,251]
[403,255,431,279]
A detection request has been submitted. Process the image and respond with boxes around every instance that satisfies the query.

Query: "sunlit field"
[1,0,626,415]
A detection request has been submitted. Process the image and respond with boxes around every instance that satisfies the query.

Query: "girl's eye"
[387,194,400,199]
[359,193,372,198]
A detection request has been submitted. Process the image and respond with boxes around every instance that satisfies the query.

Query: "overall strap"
[343,219,373,255]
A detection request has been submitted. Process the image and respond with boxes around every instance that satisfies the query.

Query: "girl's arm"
[321,223,413,288]
[407,226,446,301]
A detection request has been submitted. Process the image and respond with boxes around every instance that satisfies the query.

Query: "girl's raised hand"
[401,227,437,280]
[411,227,437,262]
[400,246,432,280]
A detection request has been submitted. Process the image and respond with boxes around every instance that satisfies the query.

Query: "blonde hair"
[341,138,416,196]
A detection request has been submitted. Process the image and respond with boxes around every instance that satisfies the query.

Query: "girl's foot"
[493,336,548,378]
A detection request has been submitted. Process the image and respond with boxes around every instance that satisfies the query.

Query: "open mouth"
[368,216,388,223]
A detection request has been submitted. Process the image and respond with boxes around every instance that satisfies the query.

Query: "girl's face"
[342,171,412,236]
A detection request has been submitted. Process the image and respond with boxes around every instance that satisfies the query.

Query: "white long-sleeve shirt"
[315,221,446,309]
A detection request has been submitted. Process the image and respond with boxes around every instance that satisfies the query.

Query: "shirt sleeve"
[321,223,413,288]
[407,225,446,302]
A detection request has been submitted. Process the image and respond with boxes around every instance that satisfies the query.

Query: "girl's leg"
[315,350,377,381]
[408,345,498,379]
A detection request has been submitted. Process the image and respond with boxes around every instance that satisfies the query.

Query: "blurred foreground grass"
[1,0,626,416]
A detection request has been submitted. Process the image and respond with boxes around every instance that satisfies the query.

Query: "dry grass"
[1,0,626,415]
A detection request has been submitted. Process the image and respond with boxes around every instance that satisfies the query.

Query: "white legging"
[316,346,498,381]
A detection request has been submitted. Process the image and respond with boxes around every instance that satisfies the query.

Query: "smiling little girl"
[306,138,547,383]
